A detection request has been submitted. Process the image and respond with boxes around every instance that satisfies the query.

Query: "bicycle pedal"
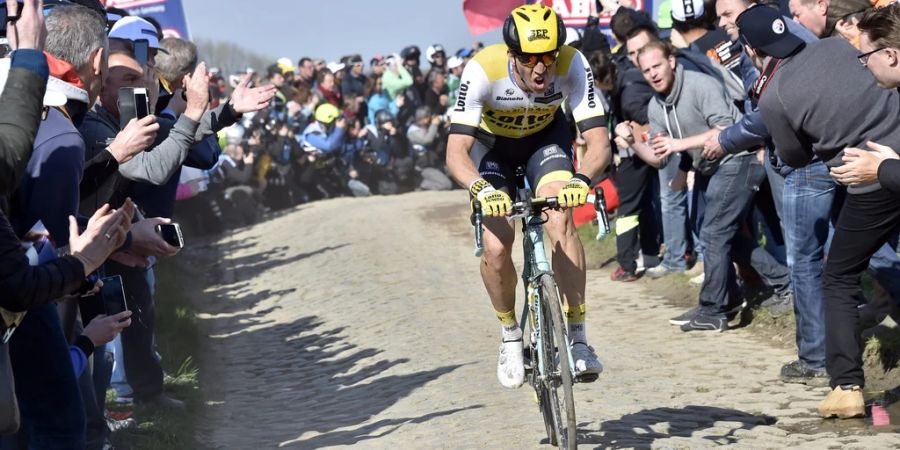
[575,373,599,384]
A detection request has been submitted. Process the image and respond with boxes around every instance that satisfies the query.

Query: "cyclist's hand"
[558,176,590,208]
[470,178,511,217]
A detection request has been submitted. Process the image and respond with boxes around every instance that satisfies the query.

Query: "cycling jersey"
[449,44,607,139]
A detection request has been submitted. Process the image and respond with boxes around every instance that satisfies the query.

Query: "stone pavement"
[193,191,900,449]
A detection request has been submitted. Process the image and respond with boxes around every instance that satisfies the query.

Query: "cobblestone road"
[194,191,900,449]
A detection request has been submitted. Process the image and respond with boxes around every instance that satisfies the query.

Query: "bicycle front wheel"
[537,274,577,449]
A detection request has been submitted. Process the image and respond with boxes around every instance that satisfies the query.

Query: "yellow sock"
[495,309,517,328]
[565,303,586,324]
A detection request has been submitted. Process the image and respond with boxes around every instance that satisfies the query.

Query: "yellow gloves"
[558,175,591,208]
[470,178,512,217]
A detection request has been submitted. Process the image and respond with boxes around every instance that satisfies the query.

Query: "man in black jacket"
[832,5,900,194]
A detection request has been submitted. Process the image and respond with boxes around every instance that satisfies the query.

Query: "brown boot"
[818,385,865,419]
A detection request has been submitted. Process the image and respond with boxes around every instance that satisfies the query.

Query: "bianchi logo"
[505,88,515,96]
[496,95,525,101]
[485,161,500,170]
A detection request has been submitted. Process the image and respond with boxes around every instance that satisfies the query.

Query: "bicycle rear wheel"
[536,274,577,449]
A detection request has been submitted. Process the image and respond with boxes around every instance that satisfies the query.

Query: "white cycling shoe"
[571,342,604,376]
[497,340,525,389]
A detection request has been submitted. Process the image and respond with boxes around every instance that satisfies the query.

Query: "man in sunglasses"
[446,4,611,389]
[740,5,900,419]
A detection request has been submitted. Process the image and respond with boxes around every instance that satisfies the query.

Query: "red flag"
[463,0,525,35]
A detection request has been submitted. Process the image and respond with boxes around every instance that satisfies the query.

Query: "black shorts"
[470,111,574,195]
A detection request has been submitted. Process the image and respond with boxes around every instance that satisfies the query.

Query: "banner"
[463,0,524,35]
[102,0,191,40]
[547,0,655,27]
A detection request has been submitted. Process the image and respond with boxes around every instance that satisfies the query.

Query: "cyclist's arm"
[565,49,611,181]
[446,60,490,189]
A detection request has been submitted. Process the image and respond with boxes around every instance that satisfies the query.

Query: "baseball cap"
[737,5,805,58]
[326,62,345,73]
[447,56,463,70]
[108,16,168,53]
[276,57,296,74]
[456,47,474,58]
[370,54,385,66]
[349,55,364,65]
[671,0,704,22]
[401,45,421,60]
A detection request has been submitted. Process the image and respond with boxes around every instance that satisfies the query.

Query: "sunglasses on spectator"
[858,47,887,66]
[513,50,559,68]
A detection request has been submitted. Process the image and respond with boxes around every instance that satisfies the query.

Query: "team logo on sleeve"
[454,81,470,112]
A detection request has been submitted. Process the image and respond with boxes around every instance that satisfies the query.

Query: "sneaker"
[780,360,829,386]
[645,265,677,279]
[818,384,865,419]
[570,342,603,379]
[687,260,705,276]
[137,393,186,411]
[106,415,137,432]
[725,300,748,320]
[680,315,727,332]
[610,266,638,282]
[689,272,705,285]
[762,292,794,317]
[669,306,700,326]
[497,340,525,389]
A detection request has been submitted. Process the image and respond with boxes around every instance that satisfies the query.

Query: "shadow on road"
[192,237,467,447]
[577,405,776,449]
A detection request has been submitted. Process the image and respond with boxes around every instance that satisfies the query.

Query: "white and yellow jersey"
[449,44,607,139]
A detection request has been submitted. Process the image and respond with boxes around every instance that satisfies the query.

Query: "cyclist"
[446,4,612,388]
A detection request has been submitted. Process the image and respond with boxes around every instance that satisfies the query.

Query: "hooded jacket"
[647,64,745,174]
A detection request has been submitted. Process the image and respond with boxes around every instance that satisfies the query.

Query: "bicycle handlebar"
[472,192,613,257]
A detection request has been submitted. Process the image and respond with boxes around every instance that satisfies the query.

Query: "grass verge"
[577,221,900,391]
[108,257,202,449]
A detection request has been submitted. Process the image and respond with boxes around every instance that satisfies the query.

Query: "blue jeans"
[783,161,834,370]
[0,305,85,449]
[658,159,689,270]
[695,155,766,317]
[783,161,900,370]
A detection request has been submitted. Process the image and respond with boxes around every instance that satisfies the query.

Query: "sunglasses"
[514,50,559,68]
[858,47,887,66]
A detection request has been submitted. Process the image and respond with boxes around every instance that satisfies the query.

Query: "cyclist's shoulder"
[470,44,511,82]
[554,45,585,78]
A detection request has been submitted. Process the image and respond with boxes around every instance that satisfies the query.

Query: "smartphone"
[79,275,128,324]
[155,223,184,249]
[101,275,128,317]
[117,87,150,129]
[133,39,149,67]
[134,88,149,120]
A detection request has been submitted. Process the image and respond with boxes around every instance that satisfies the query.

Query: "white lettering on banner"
[552,0,592,18]
[105,0,165,7]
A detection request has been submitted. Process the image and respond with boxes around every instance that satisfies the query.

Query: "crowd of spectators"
[174,41,477,233]
[3,0,900,446]
[584,0,900,420]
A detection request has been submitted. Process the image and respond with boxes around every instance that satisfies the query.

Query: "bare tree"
[194,38,273,80]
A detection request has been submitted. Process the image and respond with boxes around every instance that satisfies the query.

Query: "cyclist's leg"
[525,120,602,376]
[471,139,526,387]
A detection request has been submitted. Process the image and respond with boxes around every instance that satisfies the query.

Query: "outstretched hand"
[5,0,45,51]
[229,74,277,114]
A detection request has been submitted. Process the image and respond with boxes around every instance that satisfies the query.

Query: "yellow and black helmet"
[502,4,567,54]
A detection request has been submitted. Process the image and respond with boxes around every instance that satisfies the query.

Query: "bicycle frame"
[514,194,576,383]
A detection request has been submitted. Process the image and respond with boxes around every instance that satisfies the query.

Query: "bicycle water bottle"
[594,189,611,240]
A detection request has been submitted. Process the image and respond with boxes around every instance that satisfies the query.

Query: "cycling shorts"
[470,111,574,196]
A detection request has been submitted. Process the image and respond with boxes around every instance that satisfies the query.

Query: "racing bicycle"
[471,168,610,449]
